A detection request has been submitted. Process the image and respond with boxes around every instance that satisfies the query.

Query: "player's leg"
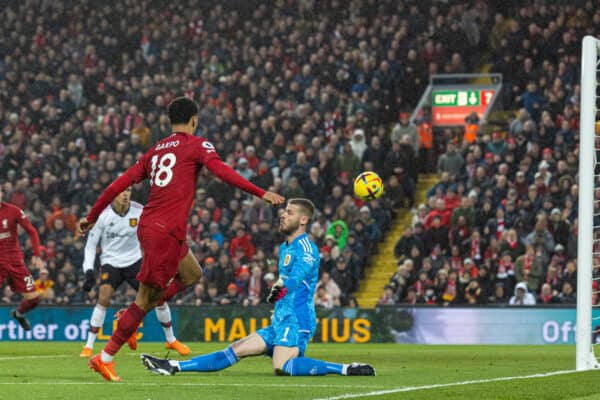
[101,283,162,360]
[279,357,375,376]
[279,355,375,376]
[177,332,266,372]
[12,290,40,331]
[89,226,178,381]
[8,263,40,331]
[81,283,114,357]
[121,260,146,351]
[90,282,163,381]
[154,302,190,355]
[127,256,191,355]
[141,330,269,375]
[154,250,200,355]
[158,249,202,303]
[275,332,375,376]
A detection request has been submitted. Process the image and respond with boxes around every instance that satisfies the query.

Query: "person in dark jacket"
[394,226,424,259]
[330,256,356,305]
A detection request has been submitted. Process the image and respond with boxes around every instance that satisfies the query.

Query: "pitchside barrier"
[1,305,597,345]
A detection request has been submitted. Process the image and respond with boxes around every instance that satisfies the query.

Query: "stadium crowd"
[0,0,482,307]
[0,0,595,309]
[382,1,599,306]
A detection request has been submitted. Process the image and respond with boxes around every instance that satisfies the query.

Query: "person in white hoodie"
[350,129,368,160]
[509,281,537,305]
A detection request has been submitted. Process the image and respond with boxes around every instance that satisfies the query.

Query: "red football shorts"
[0,262,35,294]
[137,225,188,290]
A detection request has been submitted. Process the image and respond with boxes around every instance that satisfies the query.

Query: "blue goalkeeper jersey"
[273,233,320,334]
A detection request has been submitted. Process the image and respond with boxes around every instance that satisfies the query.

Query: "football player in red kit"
[79,97,285,381]
[0,185,45,330]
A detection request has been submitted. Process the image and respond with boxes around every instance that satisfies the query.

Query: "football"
[353,171,384,201]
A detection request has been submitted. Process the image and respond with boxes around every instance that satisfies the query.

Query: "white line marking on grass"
[0,355,72,360]
[312,369,582,400]
[0,382,388,389]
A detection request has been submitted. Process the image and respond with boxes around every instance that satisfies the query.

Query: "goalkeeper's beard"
[279,219,299,235]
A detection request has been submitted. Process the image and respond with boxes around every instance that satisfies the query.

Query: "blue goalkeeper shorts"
[256,324,311,357]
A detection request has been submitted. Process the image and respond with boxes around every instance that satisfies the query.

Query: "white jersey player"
[80,187,190,357]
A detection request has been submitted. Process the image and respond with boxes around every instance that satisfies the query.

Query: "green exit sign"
[432,90,480,106]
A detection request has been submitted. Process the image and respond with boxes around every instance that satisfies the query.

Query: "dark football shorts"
[99,260,142,290]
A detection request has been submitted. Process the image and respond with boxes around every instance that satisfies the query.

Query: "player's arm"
[82,218,103,291]
[268,252,314,304]
[17,209,43,269]
[204,158,284,206]
[80,160,147,234]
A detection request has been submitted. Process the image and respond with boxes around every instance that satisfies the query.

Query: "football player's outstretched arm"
[79,161,147,235]
[204,158,285,206]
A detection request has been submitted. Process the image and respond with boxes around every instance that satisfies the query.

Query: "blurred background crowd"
[0,0,595,308]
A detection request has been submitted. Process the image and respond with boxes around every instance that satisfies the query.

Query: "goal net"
[577,35,600,370]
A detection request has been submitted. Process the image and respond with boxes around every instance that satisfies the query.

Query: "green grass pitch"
[0,342,597,399]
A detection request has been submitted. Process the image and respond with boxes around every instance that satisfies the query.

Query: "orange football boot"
[80,346,93,358]
[89,354,121,382]
[165,340,190,355]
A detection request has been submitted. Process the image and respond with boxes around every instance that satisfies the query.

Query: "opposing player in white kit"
[79,187,190,357]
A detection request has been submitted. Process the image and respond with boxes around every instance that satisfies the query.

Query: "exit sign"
[431,89,496,125]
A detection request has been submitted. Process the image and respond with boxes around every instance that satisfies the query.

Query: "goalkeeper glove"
[267,280,288,304]
[82,270,95,292]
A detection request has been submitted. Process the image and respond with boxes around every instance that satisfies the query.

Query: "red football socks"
[17,297,40,314]
[104,303,147,356]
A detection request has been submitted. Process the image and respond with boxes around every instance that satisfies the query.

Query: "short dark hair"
[168,97,199,125]
[289,198,315,221]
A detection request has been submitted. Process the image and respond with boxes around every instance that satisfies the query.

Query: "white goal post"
[576,35,600,370]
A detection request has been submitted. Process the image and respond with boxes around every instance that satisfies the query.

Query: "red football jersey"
[88,132,266,239]
[127,133,220,240]
[0,202,41,263]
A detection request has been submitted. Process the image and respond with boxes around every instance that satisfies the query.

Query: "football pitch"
[0,343,597,399]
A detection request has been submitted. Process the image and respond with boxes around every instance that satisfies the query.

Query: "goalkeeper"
[141,198,374,376]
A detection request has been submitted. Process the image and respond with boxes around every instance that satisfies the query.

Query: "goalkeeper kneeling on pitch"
[141,198,374,376]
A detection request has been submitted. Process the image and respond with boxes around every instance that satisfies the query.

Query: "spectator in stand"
[315,286,336,309]
[219,283,240,306]
[177,284,205,306]
[335,143,361,181]
[327,220,349,251]
[349,129,368,161]
[394,226,423,260]
[558,282,577,304]
[330,256,356,306]
[34,270,55,303]
[361,135,386,173]
[464,280,483,304]
[489,283,507,304]
[384,137,417,207]
[391,113,419,156]
[437,141,465,178]
[537,283,560,304]
[377,285,396,306]
[424,199,451,229]
[517,81,545,122]
[509,282,536,306]
[229,227,255,262]
[514,244,543,292]
[316,272,341,307]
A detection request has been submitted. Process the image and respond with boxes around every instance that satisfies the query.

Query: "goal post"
[576,35,600,371]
